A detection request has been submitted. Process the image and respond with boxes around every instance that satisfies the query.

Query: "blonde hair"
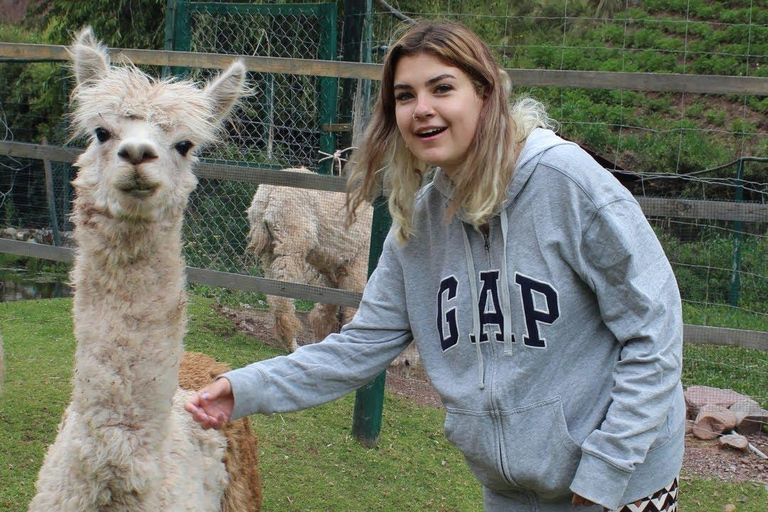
[346,20,556,244]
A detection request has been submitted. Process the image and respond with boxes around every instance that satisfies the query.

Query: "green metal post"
[162,0,178,78]
[163,0,190,77]
[729,158,745,307]
[164,0,178,51]
[42,140,60,247]
[352,196,392,447]
[338,0,371,151]
[318,4,338,174]
[728,156,768,307]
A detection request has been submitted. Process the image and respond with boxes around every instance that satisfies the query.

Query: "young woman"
[187,20,685,512]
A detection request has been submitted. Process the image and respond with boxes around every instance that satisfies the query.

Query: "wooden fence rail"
[3,236,765,351]
[2,140,767,223]
[0,238,363,308]
[2,42,768,95]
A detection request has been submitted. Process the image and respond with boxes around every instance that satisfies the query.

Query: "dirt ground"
[219,304,768,486]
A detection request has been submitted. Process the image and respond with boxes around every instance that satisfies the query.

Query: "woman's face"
[393,52,484,176]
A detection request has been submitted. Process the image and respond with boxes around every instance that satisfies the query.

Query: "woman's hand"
[572,494,596,507]
[184,377,234,430]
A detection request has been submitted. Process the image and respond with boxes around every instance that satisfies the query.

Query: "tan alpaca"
[246,168,373,352]
[29,28,259,511]
[178,352,261,511]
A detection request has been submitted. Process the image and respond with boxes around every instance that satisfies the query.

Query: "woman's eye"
[434,84,453,94]
[395,92,413,102]
[174,140,194,156]
[94,127,111,143]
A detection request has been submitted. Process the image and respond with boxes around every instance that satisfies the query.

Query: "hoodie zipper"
[481,224,491,252]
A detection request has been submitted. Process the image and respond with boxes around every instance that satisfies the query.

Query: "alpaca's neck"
[69,199,188,429]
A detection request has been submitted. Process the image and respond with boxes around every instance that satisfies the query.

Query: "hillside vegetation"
[1,0,767,316]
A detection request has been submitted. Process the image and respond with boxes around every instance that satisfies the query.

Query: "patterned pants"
[482,477,679,511]
[609,478,679,512]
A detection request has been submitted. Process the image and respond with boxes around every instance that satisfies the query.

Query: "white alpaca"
[246,168,372,352]
[29,28,260,511]
[245,170,421,371]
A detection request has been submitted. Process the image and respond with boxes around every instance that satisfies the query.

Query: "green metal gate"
[165,0,388,447]
[165,0,338,172]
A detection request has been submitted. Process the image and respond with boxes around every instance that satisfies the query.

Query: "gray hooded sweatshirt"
[224,128,686,510]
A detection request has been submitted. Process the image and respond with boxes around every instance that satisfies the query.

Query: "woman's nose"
[412,97,434,120]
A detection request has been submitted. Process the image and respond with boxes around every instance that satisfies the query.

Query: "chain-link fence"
[172,2,339,169]
[164,2,345,280]
[1,0,767,406]
[366,2,768,405]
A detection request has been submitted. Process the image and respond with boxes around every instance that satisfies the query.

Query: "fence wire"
[179,3,338,169]
[1,0,767,408]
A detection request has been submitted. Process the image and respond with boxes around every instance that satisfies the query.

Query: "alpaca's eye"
[174,140,194,156]
[94,127,111,143]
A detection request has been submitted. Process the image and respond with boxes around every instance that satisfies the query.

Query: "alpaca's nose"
[117,141,158,165]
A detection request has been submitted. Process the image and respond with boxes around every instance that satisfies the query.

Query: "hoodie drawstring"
[499,213,515,356]
[461,224,485,389]
[461,214,515,389]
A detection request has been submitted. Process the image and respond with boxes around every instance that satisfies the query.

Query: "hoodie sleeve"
[568,198,683,509]
[224,233,413,421]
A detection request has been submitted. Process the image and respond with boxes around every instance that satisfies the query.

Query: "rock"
[693,405,738,440]
[724,504,736,512]
[719,433,749,452]
[730,399,768,435]
[685,385,748,419]
[60,230,77,247]
[685,419,694,436]
[32,228,53,245]
[1,227,18,238]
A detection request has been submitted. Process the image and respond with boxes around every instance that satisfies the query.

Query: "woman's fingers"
[571,494,595,507]
[184,378,233,429]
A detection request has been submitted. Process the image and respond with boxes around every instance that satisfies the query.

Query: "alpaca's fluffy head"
[69,27,247,222]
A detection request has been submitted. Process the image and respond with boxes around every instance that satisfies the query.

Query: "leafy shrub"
[704,109,727,127]
[692,55,744,76]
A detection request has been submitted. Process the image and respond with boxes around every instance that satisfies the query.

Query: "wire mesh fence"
[175,2,339,169]
[1,0,767,408]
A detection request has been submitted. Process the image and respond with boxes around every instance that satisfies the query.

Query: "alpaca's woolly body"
[30,198,230,511]
[29,27,258,512]
[247,168,373,352]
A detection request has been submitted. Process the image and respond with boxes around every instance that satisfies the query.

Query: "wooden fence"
[1,42,767,351]
[4,42,768,94]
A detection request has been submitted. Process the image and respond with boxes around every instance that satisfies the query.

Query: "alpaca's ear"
[70,26,110,86]
[204,60,247,122]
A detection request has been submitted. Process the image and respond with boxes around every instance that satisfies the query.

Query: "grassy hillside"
[370,0,768,193]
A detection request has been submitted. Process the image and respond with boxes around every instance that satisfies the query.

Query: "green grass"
[684,302,768,333]
[1,297,767,511]
[0,297,481,511]
[683,341,768,410]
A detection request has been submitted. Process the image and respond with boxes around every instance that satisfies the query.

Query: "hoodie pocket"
[500,397,581,500]
[444,408,510,490]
